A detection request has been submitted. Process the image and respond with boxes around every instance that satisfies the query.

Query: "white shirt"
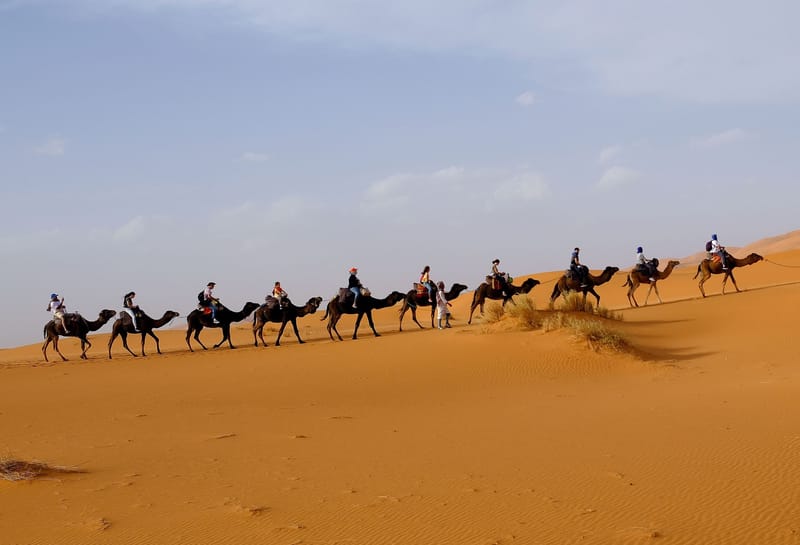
[48,300,64,314]
[710,240,722,253]
[203,286,214,300]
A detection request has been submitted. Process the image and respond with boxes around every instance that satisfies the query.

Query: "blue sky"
[1,0,798,347]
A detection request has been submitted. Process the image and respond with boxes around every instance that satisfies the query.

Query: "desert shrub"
[560,292,593,313]
[483,302,505,323]
[595,305,622,321]
[0,457,84,481]
[506,296,540,329]
[567,319,629,351]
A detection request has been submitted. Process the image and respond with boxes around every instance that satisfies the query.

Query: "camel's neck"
[589,270,615,285]
[87,316,111,331]
[659,262,678,279]
[296,305,316,316]
[731,254,760,267]
[373,296,399,309]
[445,288,465,301]
[153,313,175,327]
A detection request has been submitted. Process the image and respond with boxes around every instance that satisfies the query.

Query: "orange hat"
[349,267,358,273]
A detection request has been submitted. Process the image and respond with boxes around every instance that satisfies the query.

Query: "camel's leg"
[193,326,208,350]
[698,271,709,298]
[253,320,264,347]
[215,325,235,349]
[52,336,68,362]
[352,312,364,340]
[651,283,662,304]
[290,318,304,344]
[147,331,161,355]
[42,338,50,362]
[275,319,292,346]
[107,330,117,359]
[399,301,408,332]
[724,271,741,293]
[468,299,480,324]
[329,310,344,341]
[410,305,424,329]
[119,331,137,358]
[79,337,92,360]
[365,310,380,338]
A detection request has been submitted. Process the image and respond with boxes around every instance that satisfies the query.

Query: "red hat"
[349,267,358,273]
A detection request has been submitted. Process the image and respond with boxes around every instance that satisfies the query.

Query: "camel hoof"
[298,340,305,344]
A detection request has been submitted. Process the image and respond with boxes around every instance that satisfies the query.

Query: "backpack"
[197,291,205,303]
[705,240,713,252]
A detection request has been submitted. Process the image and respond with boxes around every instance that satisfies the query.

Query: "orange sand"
[2,239,800,544]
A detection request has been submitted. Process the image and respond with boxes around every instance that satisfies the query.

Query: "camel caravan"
[42,237,765,361]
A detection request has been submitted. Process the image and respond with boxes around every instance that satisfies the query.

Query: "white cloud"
[691,128,753,149]
[492,173,549,203]
[239,151,270,162]
[58,0,800,104]
[112,216,146,241]
[597,166,640,191]
[598,145,622,165]
[515,91,536,107]
[433,166,464,179]
[34,137,66,156]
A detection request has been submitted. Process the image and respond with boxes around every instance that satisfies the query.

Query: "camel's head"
[605,266,621,276]
[668,260,680,267]
[450,283,468,294]
[750,253,764,263]
[100,309,117,322]
[389,291,406,304]
[244,302,261,315]
[306,297,324,312]
[166,310,180,321]
[520,278,541,293]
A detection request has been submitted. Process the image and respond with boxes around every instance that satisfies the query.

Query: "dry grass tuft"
[506,296,540,330]
[542,313,629,352]
[595,305,622,321]
[483,302,505,323]
[559,292,594,313]
[0,457,85,482]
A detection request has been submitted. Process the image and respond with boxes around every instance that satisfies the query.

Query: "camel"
[622,259,680,307]
[321,291,406,341]
[399,283,468,331]
[550,266,620,309]
[693,252,763,297]
[42,309,117,362]
[107,310,180,359]
[467,278,540,324]
[185,301,260,351]
[252,296,323,347]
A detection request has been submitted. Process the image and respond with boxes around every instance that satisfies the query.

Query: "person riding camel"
[47,293,69,334]
[122,291,141,331]
[272,281,288,301]
[636,247,656,282]
[708,234,728,270]
[570,248,588,288]
[200,282,220,324]
[420,265,434,303]
[491,259,508,296]
[348,268,362,309]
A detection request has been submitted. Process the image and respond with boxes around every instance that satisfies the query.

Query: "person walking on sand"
[435,281,452,329]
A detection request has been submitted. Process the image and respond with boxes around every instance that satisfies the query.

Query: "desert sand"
[2,239,800,544]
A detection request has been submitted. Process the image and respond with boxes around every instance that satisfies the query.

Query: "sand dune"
[2,240,800,544]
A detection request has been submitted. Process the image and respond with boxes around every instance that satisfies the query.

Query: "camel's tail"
[693,264,702,279]
[321,305,330,321]
[549,282,561,301]
[622,276,632,288]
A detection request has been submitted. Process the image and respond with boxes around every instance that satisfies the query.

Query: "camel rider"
[709,234,728,270]
[636,247,656,282]
[201,282,220,324]
[272,281,288,307]
[47,293,70,334]
[491,259,508,296]
[570,248,588,288]
[122,291,141,331]
[420,265,434,302]
[348,267,362,309]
